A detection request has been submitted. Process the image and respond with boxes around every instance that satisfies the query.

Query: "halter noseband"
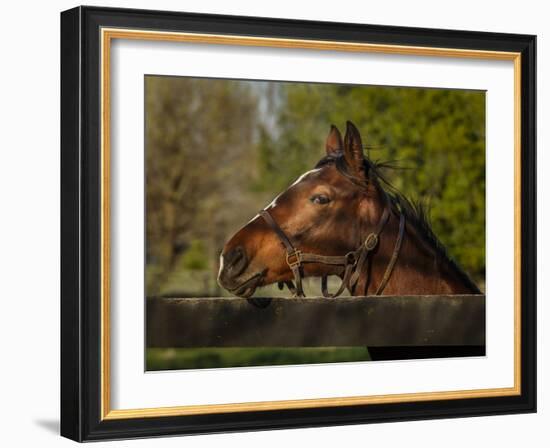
[258,165,406,298]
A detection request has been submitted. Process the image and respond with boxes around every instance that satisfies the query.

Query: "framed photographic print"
[60,6,536,441]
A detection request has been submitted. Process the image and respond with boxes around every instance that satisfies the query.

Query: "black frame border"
[61,6,536,442]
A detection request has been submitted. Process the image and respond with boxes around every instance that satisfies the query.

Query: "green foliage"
[147,347,371,370]
[181,240,208,271]
[255,84,485,280]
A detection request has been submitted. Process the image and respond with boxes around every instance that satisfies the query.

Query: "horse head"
[218,121,389,298]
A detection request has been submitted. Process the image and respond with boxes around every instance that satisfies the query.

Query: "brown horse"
[218,121,480,300]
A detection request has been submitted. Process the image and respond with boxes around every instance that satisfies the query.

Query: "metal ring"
[345,252,357,265]
[364,233,379,251]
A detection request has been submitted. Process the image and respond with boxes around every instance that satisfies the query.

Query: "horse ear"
[343,121,365,177]
[325,124,343,156]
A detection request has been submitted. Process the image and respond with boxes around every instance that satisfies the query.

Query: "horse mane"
[315,153,480,293]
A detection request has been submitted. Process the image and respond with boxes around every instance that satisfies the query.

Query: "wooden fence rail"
[146,295,485,350]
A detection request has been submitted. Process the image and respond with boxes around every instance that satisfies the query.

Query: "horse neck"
[353,208,480,296]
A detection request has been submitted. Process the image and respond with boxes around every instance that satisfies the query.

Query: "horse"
[218,121,480,303]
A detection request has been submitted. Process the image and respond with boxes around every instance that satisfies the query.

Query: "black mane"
[315,153,480,293]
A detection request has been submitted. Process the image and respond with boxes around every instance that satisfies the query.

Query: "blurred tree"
[145,77,258,295]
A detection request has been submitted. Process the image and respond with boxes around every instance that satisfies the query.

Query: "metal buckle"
[286,250,302,269]
[345,252,357,266]
[364,233,379,251]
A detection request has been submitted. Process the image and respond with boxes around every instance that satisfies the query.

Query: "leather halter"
[258,166,406,298]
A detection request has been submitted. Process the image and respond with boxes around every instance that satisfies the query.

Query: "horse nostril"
[222,246,248,278]
[225,246,243,264]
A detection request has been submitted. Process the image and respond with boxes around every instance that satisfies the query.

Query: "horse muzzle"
[217,246,265,297]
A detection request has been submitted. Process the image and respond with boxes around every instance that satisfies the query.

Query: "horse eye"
[310,194,331,205]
